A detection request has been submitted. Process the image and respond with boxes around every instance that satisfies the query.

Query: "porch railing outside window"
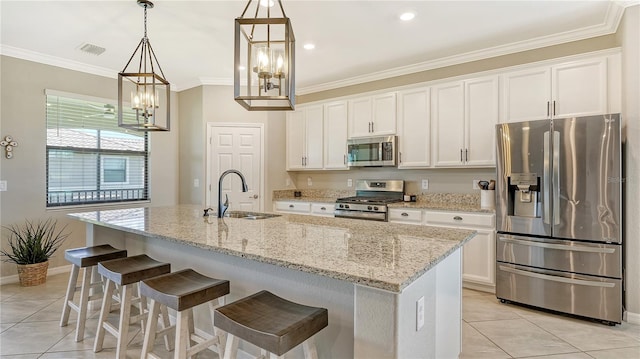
[46,91,149,207]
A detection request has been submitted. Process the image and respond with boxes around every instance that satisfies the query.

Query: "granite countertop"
[68,205,475,293]
[275,197,338,204]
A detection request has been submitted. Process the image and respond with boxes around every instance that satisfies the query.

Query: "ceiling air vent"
[78,43,106,56]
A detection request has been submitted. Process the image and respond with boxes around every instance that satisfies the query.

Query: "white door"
[432,81,465,167]
[208,124,263,212]
[397,87,430,168]
[465,76,499,166]
[501,66,551,122]
[371,92,397,135]
[348,96,373,138]
[552,57,608,118]
[304,105,324,169]
[323,100,348,169]
[286,110,305,170]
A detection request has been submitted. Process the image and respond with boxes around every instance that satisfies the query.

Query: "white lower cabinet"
[389,208,496,292]
[273,201,334,217]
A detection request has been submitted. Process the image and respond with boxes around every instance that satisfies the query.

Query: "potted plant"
[1,218,69,286]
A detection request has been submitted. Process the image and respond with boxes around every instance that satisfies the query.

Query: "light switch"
[0,180,6,191]
[347,179,353,187]
[421,179,429,190]
[307,177,313,186]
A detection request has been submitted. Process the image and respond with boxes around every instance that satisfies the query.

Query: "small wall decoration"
[0,135,18,159]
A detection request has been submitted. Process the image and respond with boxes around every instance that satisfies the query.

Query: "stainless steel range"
[335,179,404,221]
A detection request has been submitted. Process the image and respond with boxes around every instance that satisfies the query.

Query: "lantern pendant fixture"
[118,0,170,131]
[234,0,295,111]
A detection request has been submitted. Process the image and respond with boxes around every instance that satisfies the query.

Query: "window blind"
[46,93,149,207]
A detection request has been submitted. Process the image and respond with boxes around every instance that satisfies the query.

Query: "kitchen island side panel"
[86,223,462,358]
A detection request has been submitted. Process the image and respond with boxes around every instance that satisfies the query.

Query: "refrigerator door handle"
[498,265,616,288]
[500,236,616,254]
[543,131,551,224]
[553,131,560,225]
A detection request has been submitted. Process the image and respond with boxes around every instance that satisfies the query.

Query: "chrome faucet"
[218,169,249,218]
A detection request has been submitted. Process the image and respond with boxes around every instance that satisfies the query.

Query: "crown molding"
[295,2,626,95]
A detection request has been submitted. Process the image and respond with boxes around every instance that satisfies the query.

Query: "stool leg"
[115,284,133,359]
[174,309,191,359]
[74,267,92,342]
[94,278,115,353]
[60,264,79,327]
[302,337,319,359]
[160,305,174,351]
[209,301,226,356]
[135,283,148,334]
[141,299,161,358]
[222,333,239,359]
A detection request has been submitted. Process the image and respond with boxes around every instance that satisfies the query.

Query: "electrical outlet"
[473,180,480,190]
[286,178,291,187]
[193,179,199,188]
[0,180,6,192]
[347,179,353,187]
[307,177,313,186]
[416,296,425,331]
[421,179,429,190]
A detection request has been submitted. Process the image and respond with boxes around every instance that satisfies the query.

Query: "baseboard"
[463,281,495,294]
[625,311,640,325]
[0,264,71,286]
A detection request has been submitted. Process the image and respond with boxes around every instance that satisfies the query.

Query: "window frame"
[45,90,150,208]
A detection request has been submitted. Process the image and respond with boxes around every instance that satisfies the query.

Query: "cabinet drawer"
[425,211,494,229]
[311,203,334,217]
[274,201,311,213]
[389,208,423,224]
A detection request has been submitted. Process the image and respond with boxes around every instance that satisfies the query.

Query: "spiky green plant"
[1,219,69,265]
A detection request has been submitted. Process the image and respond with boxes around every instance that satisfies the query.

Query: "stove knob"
[338,204,344,209]
[345,204,350,209]
[367,206,372,210]
[373,206,379,211]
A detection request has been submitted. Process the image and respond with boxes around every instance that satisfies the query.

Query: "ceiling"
[0,1,635,94]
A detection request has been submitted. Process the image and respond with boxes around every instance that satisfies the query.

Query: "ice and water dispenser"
[507,173,540,218]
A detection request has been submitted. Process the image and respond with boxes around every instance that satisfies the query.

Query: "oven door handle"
[498,265,615,288]
[499,236,616,254]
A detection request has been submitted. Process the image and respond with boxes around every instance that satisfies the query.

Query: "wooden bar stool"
[60,244,127,342]
[93,254,171,359]
[214,290,328,359]
[139,269,230,359]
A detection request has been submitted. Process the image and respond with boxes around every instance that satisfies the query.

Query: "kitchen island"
[69,205,475,359]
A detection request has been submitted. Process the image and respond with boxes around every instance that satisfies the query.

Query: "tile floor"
[1,273,639,358]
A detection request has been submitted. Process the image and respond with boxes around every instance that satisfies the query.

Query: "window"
[46,91,149,207]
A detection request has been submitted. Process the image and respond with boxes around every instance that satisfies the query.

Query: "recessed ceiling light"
[303,43,315,50]
[400,12,416,21]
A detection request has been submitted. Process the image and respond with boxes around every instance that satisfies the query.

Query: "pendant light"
[118,0,170,131]
[234,0,295,111]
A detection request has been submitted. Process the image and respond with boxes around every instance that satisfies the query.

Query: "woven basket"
[16,261,49,287]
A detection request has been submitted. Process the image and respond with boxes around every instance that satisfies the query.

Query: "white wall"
[0,56,179,279]
[617,4,640,323]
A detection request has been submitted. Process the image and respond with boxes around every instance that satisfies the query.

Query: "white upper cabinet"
[348,92,396,138]
[432,76,498,167]
[323,100,349,169]
[397,87,431,168]
[286,105,323,170]
[502,55,614,123]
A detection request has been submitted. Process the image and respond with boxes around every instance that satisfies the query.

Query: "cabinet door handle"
[289,204,294,208]
[547,101,550,117]
[401,212,409,217]
[371,122,374,133]
[460,149,463,162]
[465,149,468,162]
[553,100,556,116]
[453,216,463,221]
[344,154,346,164]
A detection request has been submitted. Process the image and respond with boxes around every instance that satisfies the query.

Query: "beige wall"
[177,85,288,210]
[299,34,618,104]
[616,4,640,320]
[0,56,179,279]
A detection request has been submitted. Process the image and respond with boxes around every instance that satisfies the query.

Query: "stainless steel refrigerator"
[495,114,623,324]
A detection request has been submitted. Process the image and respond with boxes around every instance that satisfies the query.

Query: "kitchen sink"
[224,211,281,220]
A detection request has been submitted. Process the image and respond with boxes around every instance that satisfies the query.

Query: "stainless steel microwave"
[347,136,397,167]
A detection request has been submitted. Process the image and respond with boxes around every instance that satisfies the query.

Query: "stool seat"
[98,254,170,286]
[140,269,230,311]
[64,244,127,268]
[214,290,328,356]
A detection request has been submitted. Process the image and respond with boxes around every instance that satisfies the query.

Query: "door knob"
[250,194,259,199]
